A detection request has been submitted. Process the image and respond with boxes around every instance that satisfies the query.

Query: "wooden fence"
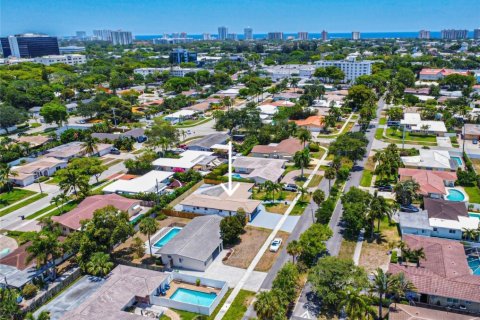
[113,257,172,273]
[161,209,202,219]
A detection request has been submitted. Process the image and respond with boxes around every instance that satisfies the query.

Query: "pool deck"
[165,281,220,299]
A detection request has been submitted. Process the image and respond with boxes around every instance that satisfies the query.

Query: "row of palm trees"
[259,181,309,203]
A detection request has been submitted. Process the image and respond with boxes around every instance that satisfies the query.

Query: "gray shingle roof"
[187,133,229,149]
[159,215,222,262]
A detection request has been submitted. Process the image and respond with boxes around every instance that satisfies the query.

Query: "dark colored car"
[400,205,420,213]
[377,185,393,192]
[110,148,121,155]
[137,135,147,143]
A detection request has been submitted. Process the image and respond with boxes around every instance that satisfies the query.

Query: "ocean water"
[135,31,474,41]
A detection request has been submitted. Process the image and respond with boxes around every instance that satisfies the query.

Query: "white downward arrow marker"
[220,141,240,197]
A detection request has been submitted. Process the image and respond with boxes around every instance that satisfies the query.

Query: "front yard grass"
[307,174,323,188]
[290,194,311,216]
[0,193,47,217]
[174,117,211,128]
[255,231,290,272]
[26,199,80,220]
[360,170,374,187]
[374,128,384,140]
[379,117,387,125]
[252,190,296,202]
[385,128,437,143]
[464,186,480,203]
[223,226,270,269]
[358,217,400,274]
[223,290,256,320]
[0,189,36,209]
[337,239,357,260]
[471,159,480,174]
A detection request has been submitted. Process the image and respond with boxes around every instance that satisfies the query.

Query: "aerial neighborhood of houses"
[1,26,480,320]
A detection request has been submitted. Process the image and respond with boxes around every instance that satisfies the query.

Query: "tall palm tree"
[262,181,275,201]
[325,167,336,191]
[139,217,159,257]
[253,290,285,320]
[86,252,114,277]
[369,192,394,238]
[296,128,312,148]
[339,287,375,320]
[81,136,99,156]
[463,228,479,242]
[394,180,420,206]
[390,272,416,309]
[411,248,426,267]
[26,232,62,280]
[286,240,302,264]
[298,186,308,202]
[0,164,16,192]
[271,182,282,202]
[294,148,311,180]
[371,268,394,320]
[57,168,89,197]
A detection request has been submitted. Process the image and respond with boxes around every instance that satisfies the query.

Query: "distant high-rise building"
[418,30,430,39]
[203,33,212,41]
[244,27,253,40]
[0,33,59,58]
[76,31,87,39]
[474,29,480,39]
[352,31,361,40]
[315,57,373,82]
[218,26,228,41]
[268,32,284,40]
[441,29,468,40]
[180,32,187,39]
[169,48,197,64]
[297,32,309,40]
[111,30,133,45]
[321,30,328,41]
[93,30,112,41]
[227,33,238,41]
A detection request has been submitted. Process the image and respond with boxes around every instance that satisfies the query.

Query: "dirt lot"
[359,218,400,274]
[255,231,290,272]
[223,226,270,269]
[113,216,191,264]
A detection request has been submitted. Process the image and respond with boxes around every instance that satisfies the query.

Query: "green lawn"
[0,189,36,208]
[385,128,437,143]
[26,199,80,220]
[310,148,326,160]
[0,193,47,217]
[172,288,233,320]
[464,186,480,204]
[307,175,323,188]
[379,117,387,125]
[375,128,384,140]
[174,117,211,128]
[360,170,374,187]
[223,290,256,320]
[291,194,312,216]
[46,175,62,184]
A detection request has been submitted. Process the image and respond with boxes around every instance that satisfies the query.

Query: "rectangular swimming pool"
[153,227,182,248]
[170,288,217,307]
[452,156,463,166]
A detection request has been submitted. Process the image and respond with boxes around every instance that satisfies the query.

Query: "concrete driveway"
[248,210,300,233]
[34,275,106,320]
[179,250,267,292]
[437,136,452,148]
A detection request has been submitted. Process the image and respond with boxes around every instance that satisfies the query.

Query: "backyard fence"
[22,268,82,314]
[161,209,202,219]
[113,257,172,272]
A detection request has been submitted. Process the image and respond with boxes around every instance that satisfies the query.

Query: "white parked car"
[269,238,283,252]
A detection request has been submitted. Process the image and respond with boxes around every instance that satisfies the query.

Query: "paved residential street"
[290,98,385,320]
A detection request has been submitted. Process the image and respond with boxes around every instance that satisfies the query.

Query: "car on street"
[283,184,298,192]
[110,148,121,155]
[474,139,478,145]
[400,204,420,213]
[376,185,393,192]
[269,238,283,252]
[76,120,86,124]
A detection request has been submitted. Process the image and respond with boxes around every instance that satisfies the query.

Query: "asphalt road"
[290,98,385,320]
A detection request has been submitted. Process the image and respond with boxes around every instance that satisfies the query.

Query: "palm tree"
[271,182,282,202]
[369,192,394,238]
[394,180,420,206]
[411,248,426,267]
[298,186,308,202]
[463,228,479,242]
[294,148,310,180]
[325,167,336,191]
[286,240,302,263]
[57,168,89,197]
[339,287,375,320]
[296,128,312,148]
[390,272,416,309]
[371,268,394,320]
[86,252,114,277]
[81,136,99,156]
[289,77,300,91]
[26,232,62,280]
[262,181,275,202]
[139,217,159,257]
[253,290,285,320]
[0,164,16,192]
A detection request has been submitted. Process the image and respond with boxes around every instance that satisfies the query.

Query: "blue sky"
[1,0,479,36]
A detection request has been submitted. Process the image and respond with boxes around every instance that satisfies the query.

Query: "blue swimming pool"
[469,212,480,219]
[153,227,182,248]
[466,246,480,276]
[232,173,242,179]
[446,189,466,202]
[170,288,217,307]
[452,156,463,166]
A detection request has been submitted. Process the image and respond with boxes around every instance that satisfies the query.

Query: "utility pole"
[112,108,117,127]
[462,121,466,154]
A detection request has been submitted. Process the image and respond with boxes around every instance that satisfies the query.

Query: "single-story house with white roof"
[103,170,174,195]
[401,149,456,171]
[400,113,447,136]
[10,157,67,187]
[46,141,112,160]
[153,150,221,172]
[164,110,196,124]
[233,157,286,184]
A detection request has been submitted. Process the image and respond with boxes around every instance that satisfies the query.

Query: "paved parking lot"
[248,210,300,233]
[34,276,105,320]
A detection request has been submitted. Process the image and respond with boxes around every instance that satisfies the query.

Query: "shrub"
[22,283,38,299]
[390,250,398,263]
[316,198,336,224]
[309,143,320,152]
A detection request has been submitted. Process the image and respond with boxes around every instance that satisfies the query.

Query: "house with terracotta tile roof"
[389,235,480,313]
[52,194,141,234]
[419,68,470,81]
[399,168,457,198]
[251,138,304,160]
[389,304,480,320]
[292,116,324,132]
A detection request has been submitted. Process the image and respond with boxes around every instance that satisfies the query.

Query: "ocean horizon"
[135,31,475,41]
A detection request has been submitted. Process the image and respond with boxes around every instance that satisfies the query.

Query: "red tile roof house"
[251,138,304,160]
[388,235,480,313]
[419,68,470,81]
[399,168,457,198]
[52,194,141,235]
